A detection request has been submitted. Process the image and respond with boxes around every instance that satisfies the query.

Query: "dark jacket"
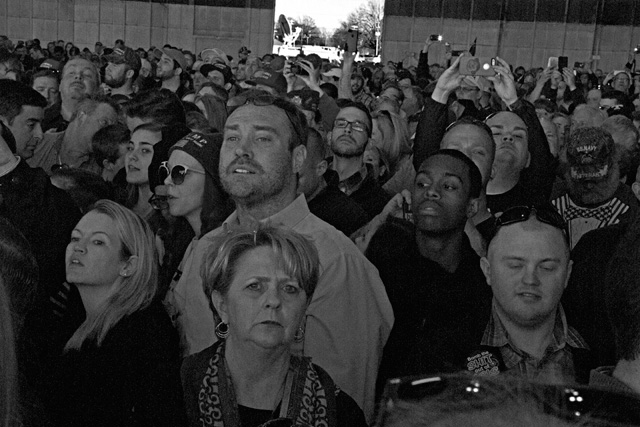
[366,218,493,397]
[307,169,369,236]
[0,160,81,298]
[23,291,186,427]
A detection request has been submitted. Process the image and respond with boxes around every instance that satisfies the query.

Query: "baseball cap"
[239,46,251,55]
[200,63,233,85]
[38,59,61,71]
[105,47,141,72]
[566,127,615,181]
[155,48,187,71]
[250,70,287,95]
[200,48,230,66]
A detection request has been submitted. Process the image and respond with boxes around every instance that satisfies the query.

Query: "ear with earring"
[294,325,305,343]
[215,321,229,339]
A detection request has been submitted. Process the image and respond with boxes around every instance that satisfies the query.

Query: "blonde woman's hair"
[65,199,158,351]
[372,110,412,174]
[0,276,17,427]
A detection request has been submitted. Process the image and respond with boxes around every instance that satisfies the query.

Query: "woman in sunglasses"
[162,132,234,356]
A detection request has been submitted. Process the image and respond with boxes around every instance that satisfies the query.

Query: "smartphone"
[430,34,443,42]
[294,60,309,76]
[558,56,568,73]
[548,56,559,69]
[459,56,496,76]
[451,50,464,57]
[574,61,585,68]
[345,30,358,53]
[402,199,413,223]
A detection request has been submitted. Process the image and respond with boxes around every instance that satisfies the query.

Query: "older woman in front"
[181,226,367,427]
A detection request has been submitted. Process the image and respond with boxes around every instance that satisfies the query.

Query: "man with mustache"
[328,101,391,219]
[366,149,492,394]
[167,92,393,423]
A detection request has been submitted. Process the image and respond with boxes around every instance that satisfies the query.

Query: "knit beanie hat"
[169,132,233,235]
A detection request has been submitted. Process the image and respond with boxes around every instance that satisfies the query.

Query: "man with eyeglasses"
[472,205,593,384]
[606,70,632,94]
[172,92,393,422]
[329,101,391,219]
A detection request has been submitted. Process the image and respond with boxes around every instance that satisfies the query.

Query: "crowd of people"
[1,32,640,426]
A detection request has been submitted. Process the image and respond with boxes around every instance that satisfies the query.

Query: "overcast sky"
[274,0,367,31]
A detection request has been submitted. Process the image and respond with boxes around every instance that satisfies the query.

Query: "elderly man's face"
[612,73,631,92]
[60,59,98,101]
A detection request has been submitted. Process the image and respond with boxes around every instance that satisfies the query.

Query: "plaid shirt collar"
[481,302,589,369]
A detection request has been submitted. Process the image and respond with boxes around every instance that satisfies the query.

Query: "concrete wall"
[382,0,640,72]
[0,0,275,57]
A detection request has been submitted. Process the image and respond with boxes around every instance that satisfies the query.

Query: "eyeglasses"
[599,104,623,111]
[158,161,205,185]
[493,205,568,244]
[334,118,368,133]
[227,91,305,146]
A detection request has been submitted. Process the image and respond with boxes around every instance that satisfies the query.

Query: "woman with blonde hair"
[369,109,415,193]
[181,226,366,427]
[24,200,185,427]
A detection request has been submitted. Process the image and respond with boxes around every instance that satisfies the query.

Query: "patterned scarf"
[198,341,336,427]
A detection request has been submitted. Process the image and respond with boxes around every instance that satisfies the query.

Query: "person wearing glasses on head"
[472,204,594,385]
[162,131,233,357]
[329,101,392,219]
[173,91,393,422]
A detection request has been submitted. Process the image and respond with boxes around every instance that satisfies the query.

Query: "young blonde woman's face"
[66,211,127,288]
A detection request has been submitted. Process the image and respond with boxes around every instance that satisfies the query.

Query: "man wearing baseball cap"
[104,46,141,101]
[200,47,230,66]
[156,47,188,98]
[199,63,233,92]
[551,127,638,249]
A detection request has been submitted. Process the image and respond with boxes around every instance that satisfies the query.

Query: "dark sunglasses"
[158,161,205,185]
[493,205,568,244]
[50,163,70,173]
[227,91,305,146]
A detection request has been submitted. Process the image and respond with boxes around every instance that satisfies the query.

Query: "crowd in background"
[1,30,640,426]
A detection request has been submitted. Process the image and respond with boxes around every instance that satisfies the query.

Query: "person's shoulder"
[181,341,220,382]
[572,222,628,261]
